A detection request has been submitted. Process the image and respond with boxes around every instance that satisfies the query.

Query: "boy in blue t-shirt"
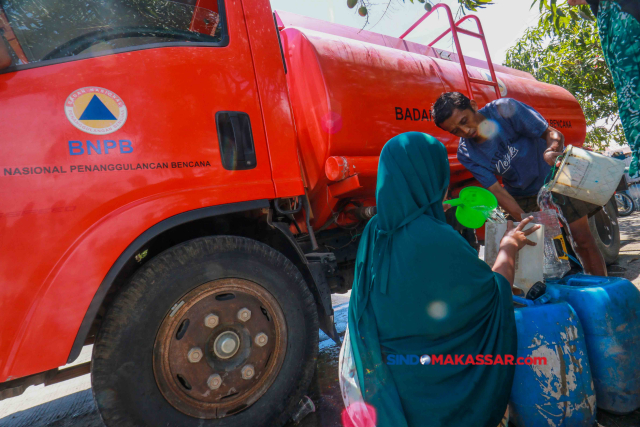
[432,92,606,276]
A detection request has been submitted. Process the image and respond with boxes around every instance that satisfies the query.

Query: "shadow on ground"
[0,389,102,427]
[614,214,640,284]
[619,213,640,244]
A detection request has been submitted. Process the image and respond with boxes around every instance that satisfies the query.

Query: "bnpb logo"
[65,87,127,135]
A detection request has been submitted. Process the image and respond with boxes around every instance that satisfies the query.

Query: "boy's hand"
[542,127,564,167]
[544,150,564,167]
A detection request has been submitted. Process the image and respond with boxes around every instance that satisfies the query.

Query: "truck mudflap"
[267,218,341,344]
[306,252,342,344]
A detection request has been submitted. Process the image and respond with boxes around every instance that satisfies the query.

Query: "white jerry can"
[548,146,626,206]
[484,223,545,296]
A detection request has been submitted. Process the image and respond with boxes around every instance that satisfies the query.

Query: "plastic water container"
[548,145,626,206]
[546,275,640,414]
[510,296,596,427]
[485,223,545,296]
[339,327,377,427]
[527,210,571,280]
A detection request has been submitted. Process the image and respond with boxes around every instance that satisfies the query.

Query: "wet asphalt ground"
[1,214,640,427]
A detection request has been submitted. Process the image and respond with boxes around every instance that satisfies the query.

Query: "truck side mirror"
[191,8,220,36]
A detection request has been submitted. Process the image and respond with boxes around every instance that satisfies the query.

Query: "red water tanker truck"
[0,0,619,425]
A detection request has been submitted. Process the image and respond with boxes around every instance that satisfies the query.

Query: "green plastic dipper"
[445,186,498,229]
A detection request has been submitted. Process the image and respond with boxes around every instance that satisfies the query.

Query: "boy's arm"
[487,182,525,221]
[498,99,565,166]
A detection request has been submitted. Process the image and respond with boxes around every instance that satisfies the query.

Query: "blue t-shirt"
[457,98,551,197]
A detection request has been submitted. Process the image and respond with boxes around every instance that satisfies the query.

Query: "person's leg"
[597,2,640,177]
[505,195,539,221]
[552,194,606,275]
[568,215,607,276]
[497,406,509,427]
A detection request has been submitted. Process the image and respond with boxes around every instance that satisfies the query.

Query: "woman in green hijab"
[346,132,539,427]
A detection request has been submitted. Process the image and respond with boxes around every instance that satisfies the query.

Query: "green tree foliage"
[349,0,592,36]
[529,0,595,35]
[347,0,494,26]
[505,21,625,150]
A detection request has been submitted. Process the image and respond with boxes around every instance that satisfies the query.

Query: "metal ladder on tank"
[399,3,502,100]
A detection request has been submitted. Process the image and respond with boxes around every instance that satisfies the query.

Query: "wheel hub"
[153,278,287,419]
[214,331,240,359]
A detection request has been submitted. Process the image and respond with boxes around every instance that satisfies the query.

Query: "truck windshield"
[0,0,223,66]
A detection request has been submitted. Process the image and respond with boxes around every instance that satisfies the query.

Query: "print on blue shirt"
[496,146,519,175]
[456,98,551,197]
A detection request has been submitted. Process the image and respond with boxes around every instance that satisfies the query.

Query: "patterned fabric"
[586,0,640,23]
[597,1,640,177]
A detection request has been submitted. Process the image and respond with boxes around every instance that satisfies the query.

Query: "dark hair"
[431,92,473,128]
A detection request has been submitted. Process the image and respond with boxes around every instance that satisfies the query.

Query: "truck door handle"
[229,114,255,163]
[215,111,257,171]
[229,114,246,164]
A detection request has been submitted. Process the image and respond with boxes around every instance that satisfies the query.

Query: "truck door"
[0,0,275,384]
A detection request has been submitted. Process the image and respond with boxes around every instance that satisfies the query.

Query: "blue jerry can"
[547,274,640,414]
[510,297,596,427]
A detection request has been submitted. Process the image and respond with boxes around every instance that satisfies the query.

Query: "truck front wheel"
[92,236,318,426]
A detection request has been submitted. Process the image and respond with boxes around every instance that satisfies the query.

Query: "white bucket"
[548,145,626,206]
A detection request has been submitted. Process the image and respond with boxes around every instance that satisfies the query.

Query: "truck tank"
[276,11,587,229]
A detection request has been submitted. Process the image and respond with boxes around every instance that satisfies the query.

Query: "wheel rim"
[153,278,287,419]
[615,194,633,215]
[594,207,614,247]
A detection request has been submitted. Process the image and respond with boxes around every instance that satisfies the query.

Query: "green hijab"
[347,132,517,427]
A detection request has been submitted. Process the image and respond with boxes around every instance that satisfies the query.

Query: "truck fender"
[67,199,270,363]
[68,201,340,363]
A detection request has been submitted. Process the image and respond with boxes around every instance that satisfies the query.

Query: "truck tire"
[92,236,318,427]
[589,197,621,265]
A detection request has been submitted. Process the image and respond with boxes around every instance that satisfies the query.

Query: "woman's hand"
[500,217,541,252]
[443,189,452,211]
